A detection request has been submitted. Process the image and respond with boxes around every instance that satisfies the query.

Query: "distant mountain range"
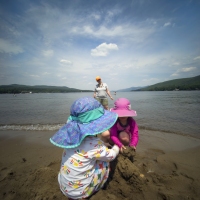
[116,86,145,92]
[0,84,93,94]
[116,75,200,92]
[137,75,200,91]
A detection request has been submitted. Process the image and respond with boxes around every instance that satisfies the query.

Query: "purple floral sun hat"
[50,97,118,148]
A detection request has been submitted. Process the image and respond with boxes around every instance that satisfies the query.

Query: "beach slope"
[0,130,200,200]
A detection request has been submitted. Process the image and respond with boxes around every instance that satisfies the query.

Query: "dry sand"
[0,130,200,200]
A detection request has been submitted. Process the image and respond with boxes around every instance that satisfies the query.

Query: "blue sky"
[0,0,200,90]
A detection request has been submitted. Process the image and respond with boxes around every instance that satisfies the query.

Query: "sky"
[0,0,200,90]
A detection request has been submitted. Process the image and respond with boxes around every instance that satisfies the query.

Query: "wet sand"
[0,130,200,200]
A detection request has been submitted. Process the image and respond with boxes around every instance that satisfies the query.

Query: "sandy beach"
[0,130,200,200]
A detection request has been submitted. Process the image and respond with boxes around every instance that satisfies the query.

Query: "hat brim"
[110,108,137,117]
[50,110,117,148]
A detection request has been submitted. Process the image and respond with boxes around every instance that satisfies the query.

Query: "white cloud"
[180,67,196,72]
[71,23,155,44]
[171,73,179,77]
[60,59,73,65]
[0,39,23,54]
[171,67,196,76]
[43,50,54,57]
[194,56,200,60]
[110,73,118,76]
[90,13,101,20]
[30,74,40,78]
[88,82,93,85]
[163,22,171,27]
[127,56,161,69]
[91,43,118,56]
[172,62,180,66]
[43,72,50,75]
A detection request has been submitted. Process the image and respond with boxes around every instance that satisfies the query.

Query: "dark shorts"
[95,97,108,106]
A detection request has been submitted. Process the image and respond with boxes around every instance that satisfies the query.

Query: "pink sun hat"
[110,98,137,117]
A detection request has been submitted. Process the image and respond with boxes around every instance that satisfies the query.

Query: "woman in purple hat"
[50,97,119,200]
[109,98,139,153]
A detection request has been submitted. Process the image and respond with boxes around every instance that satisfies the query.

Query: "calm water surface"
[0,91,199,137]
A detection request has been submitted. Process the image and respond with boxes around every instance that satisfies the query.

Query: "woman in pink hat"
[109,98,139,153]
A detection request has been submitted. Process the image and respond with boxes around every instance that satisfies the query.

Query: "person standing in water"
[93,76,113,110]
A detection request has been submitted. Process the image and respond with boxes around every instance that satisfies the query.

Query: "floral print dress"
[58,136,119,199]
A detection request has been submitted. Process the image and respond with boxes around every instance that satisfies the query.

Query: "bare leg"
[118,131,130,146]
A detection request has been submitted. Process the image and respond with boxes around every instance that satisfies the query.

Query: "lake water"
[0,91,199,138]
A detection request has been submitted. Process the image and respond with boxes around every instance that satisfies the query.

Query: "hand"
[120,145,126,153]
[130,146,136,152]
[110,96,113,100]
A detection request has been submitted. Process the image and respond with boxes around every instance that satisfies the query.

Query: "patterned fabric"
[58,136,119,199]
[110,117,139,148]
[50,97,118,148]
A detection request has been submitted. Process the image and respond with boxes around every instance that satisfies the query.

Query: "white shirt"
[95,83,108,99]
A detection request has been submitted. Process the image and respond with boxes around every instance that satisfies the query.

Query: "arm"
[106,88,113,100]
[88,138,119,162]
[105,84,113,100]
[95,144,119,162]
[129,119,139,148]
[110,124,123,148]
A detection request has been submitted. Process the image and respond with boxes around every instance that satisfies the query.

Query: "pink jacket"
[110,117,139,148]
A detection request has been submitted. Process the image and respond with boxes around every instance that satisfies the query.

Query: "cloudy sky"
[0,0,200,90]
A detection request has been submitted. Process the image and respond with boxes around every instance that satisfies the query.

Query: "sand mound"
[90,147,200,200]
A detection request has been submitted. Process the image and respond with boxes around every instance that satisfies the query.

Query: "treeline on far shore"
[136,85,200,91]
[136,75,200,91]
[0,84,93,94]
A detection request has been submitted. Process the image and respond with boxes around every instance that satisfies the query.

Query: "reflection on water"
[0,91,199,137]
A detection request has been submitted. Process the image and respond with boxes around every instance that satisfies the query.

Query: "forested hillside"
[0,84,93,93]
[137,75,200,91]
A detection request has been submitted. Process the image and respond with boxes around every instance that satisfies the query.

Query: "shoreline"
[0,125,199,140]
[0,130,200,200]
